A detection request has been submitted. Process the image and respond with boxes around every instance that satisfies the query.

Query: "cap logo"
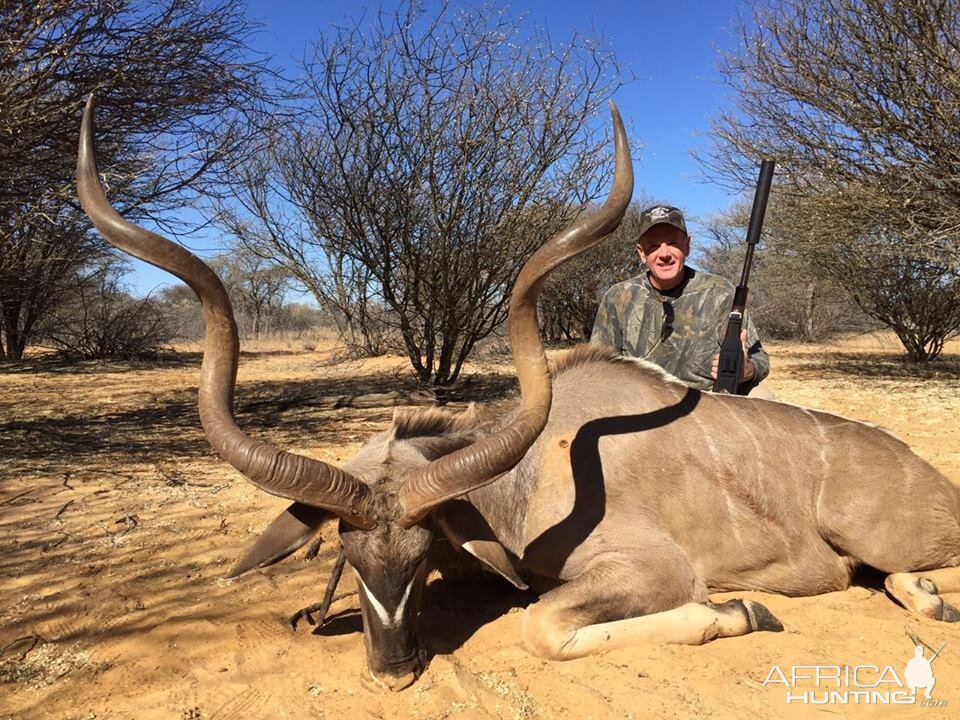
[649,206,671,220]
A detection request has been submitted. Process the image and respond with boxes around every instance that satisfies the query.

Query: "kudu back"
[78,97,960,691]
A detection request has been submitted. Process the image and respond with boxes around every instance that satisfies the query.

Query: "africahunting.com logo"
[762,640,948,707]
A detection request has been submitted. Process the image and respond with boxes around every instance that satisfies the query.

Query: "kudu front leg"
[522,552,782,660]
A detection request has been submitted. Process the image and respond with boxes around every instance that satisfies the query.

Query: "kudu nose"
[367,649,425,692]
[377,669,418,692]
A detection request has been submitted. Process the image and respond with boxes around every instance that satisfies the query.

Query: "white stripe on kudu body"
[354,570,416,628]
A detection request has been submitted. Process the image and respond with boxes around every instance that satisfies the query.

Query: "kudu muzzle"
[354,560,429,691]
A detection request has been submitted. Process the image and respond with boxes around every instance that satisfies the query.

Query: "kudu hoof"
[743,600,785,633]
[937,600,960,622]
[715,599,784,634]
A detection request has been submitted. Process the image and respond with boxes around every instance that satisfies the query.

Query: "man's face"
[636,224,690,291]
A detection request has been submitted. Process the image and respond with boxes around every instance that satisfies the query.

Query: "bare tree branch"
[216,0,632,384]
[0,0,277,360]
[703,0,960,360]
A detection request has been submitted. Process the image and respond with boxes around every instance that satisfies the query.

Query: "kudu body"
[78,98,960,692]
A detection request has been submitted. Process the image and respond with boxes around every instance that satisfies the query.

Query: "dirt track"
[2,334,959,720]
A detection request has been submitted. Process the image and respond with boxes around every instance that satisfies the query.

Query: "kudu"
[78,97,960,692]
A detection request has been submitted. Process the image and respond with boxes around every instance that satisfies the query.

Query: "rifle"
[713,159,776,394]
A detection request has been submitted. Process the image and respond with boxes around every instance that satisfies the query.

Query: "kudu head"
[77,95,632,690]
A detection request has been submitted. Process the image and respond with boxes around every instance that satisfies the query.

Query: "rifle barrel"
[739,159,776,289]
[712,158,776,395]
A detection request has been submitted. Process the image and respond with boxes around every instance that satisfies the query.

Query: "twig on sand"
[54,499,75,520]
[288,591,358,631]
[41,533,69,552]
[905,626,941,656]
[289,546,351,630]
[304,536,323,561]
[1,490,35,506]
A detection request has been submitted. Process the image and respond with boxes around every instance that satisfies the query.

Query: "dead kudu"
[78,97,960,692]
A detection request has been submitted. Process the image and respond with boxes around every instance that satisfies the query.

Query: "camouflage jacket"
[590,267,770,391]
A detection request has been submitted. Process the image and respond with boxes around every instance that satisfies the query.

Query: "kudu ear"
[226,502,327,579]
[433,500,528,590]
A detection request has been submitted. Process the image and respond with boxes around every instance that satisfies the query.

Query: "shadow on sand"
[2,365,519,473]
[305,577,532,659]
[783,350,960,382]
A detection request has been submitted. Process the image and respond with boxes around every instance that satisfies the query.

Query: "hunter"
[591,204,771,396]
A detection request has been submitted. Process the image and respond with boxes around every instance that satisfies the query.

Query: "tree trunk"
[2,302,26,362]
[802,283,816,341]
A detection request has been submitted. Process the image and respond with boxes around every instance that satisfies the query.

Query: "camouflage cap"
[638,205,687,239]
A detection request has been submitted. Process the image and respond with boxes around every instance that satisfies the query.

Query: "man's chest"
[620,293,724,353]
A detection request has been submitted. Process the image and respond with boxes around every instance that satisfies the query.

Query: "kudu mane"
[389,345,620,439]
[389,344,675,461]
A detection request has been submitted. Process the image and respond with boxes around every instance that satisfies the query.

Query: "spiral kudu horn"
[77,95,375,529]
[399,102,633,525]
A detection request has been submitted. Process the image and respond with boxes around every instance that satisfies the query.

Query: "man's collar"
[645,266,694,299]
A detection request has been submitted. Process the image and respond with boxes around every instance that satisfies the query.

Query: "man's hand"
[711,328,756,382]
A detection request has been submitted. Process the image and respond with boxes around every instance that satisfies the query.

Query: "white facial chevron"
[354,569,417,628]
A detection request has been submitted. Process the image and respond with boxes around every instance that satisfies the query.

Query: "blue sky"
[127,0,748,295]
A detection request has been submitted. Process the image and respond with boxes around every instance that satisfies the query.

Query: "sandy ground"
[2,333,959,720]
